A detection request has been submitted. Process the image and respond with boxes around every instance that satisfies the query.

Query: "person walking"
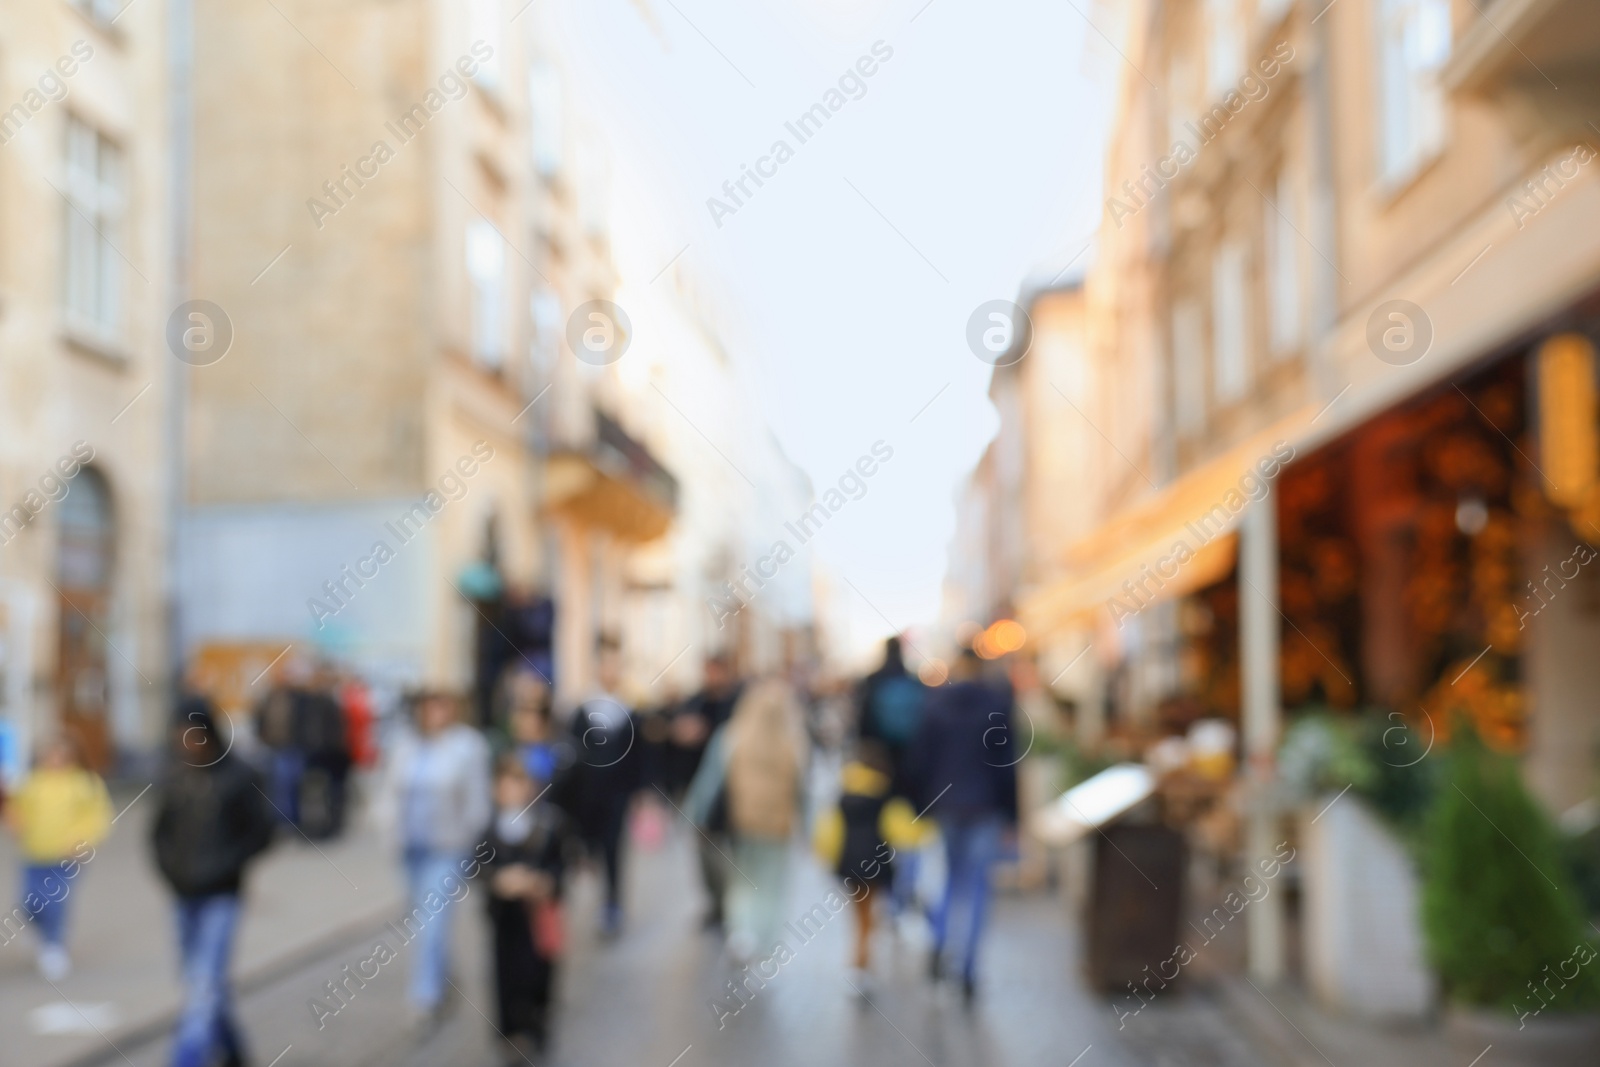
[300,663,351,840]
[253,659,310,830]
[561,639,641,937]
[671,654,742,930]
[4,735,112,979]
[151,695,276,1067]
[812,738,899,991]
[855,637,925,774]
[480,754,566,1060]
[688,678,807,963]
[905,647,1018,1003]
[381,690,492,1027]
[854,637,926,919]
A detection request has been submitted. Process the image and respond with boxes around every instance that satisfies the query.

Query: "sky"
[543,0,1116,658]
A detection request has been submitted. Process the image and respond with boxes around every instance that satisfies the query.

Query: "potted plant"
[1424,731,1600,1062]
[1279,710,1437,1019]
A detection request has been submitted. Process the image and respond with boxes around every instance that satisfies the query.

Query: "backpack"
[869,675,924,747]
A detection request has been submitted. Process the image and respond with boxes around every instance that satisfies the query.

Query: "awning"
[1020,410,1312,634]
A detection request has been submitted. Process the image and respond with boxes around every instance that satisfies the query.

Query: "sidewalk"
[0,780,404,1067]
[1216,972,1596,1067]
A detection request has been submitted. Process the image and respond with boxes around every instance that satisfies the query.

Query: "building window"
[63,117,124,345]
[1266,168,1304,356]
[469,0,504,90]
[1173,298,1207,434]
[1211,241,1250,403]
[530,289,562,377]
[1205,0,1244,100]
[529,61,565,179]
[467,220,506,369]
[1377,0,1451,185]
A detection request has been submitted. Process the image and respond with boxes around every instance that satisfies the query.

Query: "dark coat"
[904,678,1020,825]
[150,755,276,897]
[557,701,642,838]
[480,804,567,1041]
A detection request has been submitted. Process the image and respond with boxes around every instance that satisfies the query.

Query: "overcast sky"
[545,0,1115,660]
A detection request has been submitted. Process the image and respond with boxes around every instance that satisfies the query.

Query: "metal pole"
[1241,498,1286,982]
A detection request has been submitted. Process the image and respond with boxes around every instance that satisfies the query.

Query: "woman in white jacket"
[381,691,492,1024]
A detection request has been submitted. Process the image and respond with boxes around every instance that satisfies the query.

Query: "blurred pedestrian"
[668,654,740,796]
[855,637,925,776]
[381,690,492,1026]
[151,695,276,1067]
[855,636,926,919]
[905,647,1018,1002]
[671,654,742,930]
[337,674,379,769]
[688,678,807,963]
[812,738,899,991]
[480,754,566,1060]
[253,656,310,830]
[4,734,112,979]
[562,638,641,937]
[300,663,351,840]
[504,673,562,786]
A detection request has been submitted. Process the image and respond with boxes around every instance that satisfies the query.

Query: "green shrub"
[1420,731,1600,1014]
[1352,712,1440,840]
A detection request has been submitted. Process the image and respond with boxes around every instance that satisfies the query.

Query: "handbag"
[532,898,564,958]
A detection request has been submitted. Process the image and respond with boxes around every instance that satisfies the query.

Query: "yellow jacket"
[812,761,936,867]
[8,768,112,863]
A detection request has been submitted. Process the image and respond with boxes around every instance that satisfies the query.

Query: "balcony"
[1443,0,1600,139]
[544,410,678,542]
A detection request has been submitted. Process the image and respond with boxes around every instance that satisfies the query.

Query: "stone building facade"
[0,0,174,775]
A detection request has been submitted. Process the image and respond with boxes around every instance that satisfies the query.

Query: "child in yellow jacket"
[4,736,111,979]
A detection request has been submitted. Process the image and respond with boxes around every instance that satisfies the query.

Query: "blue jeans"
[21,863,76,946]
[270,750,306,827]
[401,847,467,1010]
[171,894,245,1067]
[931,816,1005,983]
[890,847,923,917]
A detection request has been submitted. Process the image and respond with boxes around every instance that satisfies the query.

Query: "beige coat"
[724,679,806,839]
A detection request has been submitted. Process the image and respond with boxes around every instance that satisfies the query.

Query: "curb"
[59,894,403,1067]
[1211,974,1321,1067]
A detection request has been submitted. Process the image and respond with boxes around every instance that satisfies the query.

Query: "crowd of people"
[0,632,1026,1067]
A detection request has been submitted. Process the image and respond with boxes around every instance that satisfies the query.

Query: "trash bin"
[1085,822,1186,989]
[1032,763,1187,990]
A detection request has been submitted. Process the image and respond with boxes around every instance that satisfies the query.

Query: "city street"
[12,790,1281,1067]
[4,1,1599,1062]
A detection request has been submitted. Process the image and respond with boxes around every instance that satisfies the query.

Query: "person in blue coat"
[904,646,1018,1002]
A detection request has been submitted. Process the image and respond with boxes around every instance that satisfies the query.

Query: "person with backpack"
[856,637,925,771]
[854,637,927,919]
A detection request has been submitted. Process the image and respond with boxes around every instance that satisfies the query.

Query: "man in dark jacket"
[253,667,308,830]
[905,647,1018,1002]
[557,639,641,937]
[299,665,351,840]
[152,695,276,1067]
[668,654,741,929]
